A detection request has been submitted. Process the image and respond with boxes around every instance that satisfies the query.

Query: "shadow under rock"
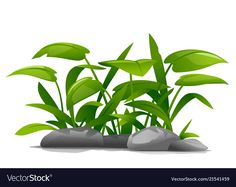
[136,150,210,155]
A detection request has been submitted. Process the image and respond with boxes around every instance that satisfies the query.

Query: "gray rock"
[127,126,179,151]
[168,139,208,151]
[103,135,129,148]
[41,127,103,147]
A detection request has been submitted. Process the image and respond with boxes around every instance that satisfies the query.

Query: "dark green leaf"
[75,101,103,123]
[78,64,105,70]
[175,74,227,86]
[66,66,84,94]
[8,66,57,82]
[33,42,90,61]
[67,77,102,109]
[171,93,213,121]
[164,49,227,72]
[16,123,57,135]
[38,83,58,108]
[46,120,65,129]
[27,103,73,126]
[99,59,156,76]
[106,126,116,135]
[97,43,133,102]
[86,115,117,127]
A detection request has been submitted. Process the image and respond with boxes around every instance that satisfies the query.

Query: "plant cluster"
[9,35,227,139]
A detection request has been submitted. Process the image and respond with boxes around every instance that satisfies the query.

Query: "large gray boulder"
[168,139,208,151]
[127,126,179,151]
[103,135,129,148]
[41,127,103,147]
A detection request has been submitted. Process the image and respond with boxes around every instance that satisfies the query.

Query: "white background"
[0,0,235,168]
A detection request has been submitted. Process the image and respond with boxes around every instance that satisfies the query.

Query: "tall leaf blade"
[97,43,133,102]
[175,74,227,86]
[16,123,57,135]
[8,66,57,82]
[171,93,213,121]
[33,42,90,61]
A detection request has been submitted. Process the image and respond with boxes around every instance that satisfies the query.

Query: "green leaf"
[8,65,57,82]
[75,101,103,123]
[38,83,58,108]
[67,77,102,109]
[175,74,227,86]
[97,43,133,102]
[86,115,117,127]
[125,100,170,123]
[179,120,199,139]
[78,64,105,70]
[46,120,64,129]
[16,123,57,135]
[99,59,156,76]
[33,42,90,61]
[27,103,73,126]
[171,93,213,121]
[66,66,84,94]
[164,49,227,72]
[106,126,116,135]
[149,34,169,112]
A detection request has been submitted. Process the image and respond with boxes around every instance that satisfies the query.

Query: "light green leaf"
[75,101,103,123]
[16,123,57,135]
[8,65,57,82]
[78,64,105,70]
[86,115,117,127]
[67,77,102,109]
[33,42,90,61]
[99,59,156,76]
[27,103,73,126]
[175,74,227,86]
[171,93,213,121]
[179,120,199,139]
[164,49,227,72]
[66,66,84,94]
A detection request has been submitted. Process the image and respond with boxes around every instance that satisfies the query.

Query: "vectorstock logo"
[6,174,52,182]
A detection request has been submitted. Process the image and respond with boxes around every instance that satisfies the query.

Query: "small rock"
[41,127,103,147]
[103,135,129,148]
[127,126,179,151]
[168,139,208,151]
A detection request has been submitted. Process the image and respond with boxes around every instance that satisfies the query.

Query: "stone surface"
[103,135,129,148]
[127,126,179,151]
[168,139,208,151]
[41,127,103,147]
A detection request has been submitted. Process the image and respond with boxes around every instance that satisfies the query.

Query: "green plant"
[9,36,227,139]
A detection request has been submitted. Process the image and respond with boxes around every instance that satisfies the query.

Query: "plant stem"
[168,86,183,113]
[129,74,135,112]
[55,81,64,112]
[165,64,172,76]
[69,108,78,127]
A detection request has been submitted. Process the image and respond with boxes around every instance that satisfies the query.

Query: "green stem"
[85,57,99,81]
[69,108,77,127]
[129,74,135,112]
[168,86,183,113]
[55,81,64,112]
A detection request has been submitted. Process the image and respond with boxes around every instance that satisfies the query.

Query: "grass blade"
[16,123,57,135]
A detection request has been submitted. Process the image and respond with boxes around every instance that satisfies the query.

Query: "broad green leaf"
[149,34,169,112]
[27,103,73,126]
[16,123,57,135]
[86,115,117,127]
[8,65,57,82]
[75,101,103,123]
[78,64,105,70]
[33,42,90,61]
[99,59,156,76]
[106,126,116,135]
[97,43,133,102]
[38,83,58,108]
[125,100,170,123]
[66,66,84,94]
[175,74,227,86]
[164,49,227,72]
[179,120,199,139]
[67,77,102,109]
[171,93,213,121]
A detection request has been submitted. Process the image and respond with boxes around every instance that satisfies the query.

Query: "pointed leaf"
[99,59,156,76]
[106,126,116,135]
[97,43,133,102]
[67,77,102,109]
[8,66,57,82]
[171,93,213,121]
[75,101,103,123]
[86,115,117,127]
[181,133,199,139]
[33,42,90,61]
[16,123,57,135]
[46,120,65,129]
[66,66,84,94]
[78,64,105,70]
[164,49,227,72]
[176,74,227,86]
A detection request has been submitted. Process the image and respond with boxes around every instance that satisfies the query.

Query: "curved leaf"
[16,123,57,135]
[86,115,117,127]
[171,93,213,121]
[125,100,170,123]
[67,77,102,109]
[97,43,133,102]
[27,103,73,126]
[46,120,65,129]
[66,66,84,94]
[75,101,103,123]
[8,66,57,82]
[164,49,227,72]
[175,74,227,86]
[38,83,58,108]
[179,120,199,139]
[78,64,105,70]
[33,42,90,61]
[99,59,156,76]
